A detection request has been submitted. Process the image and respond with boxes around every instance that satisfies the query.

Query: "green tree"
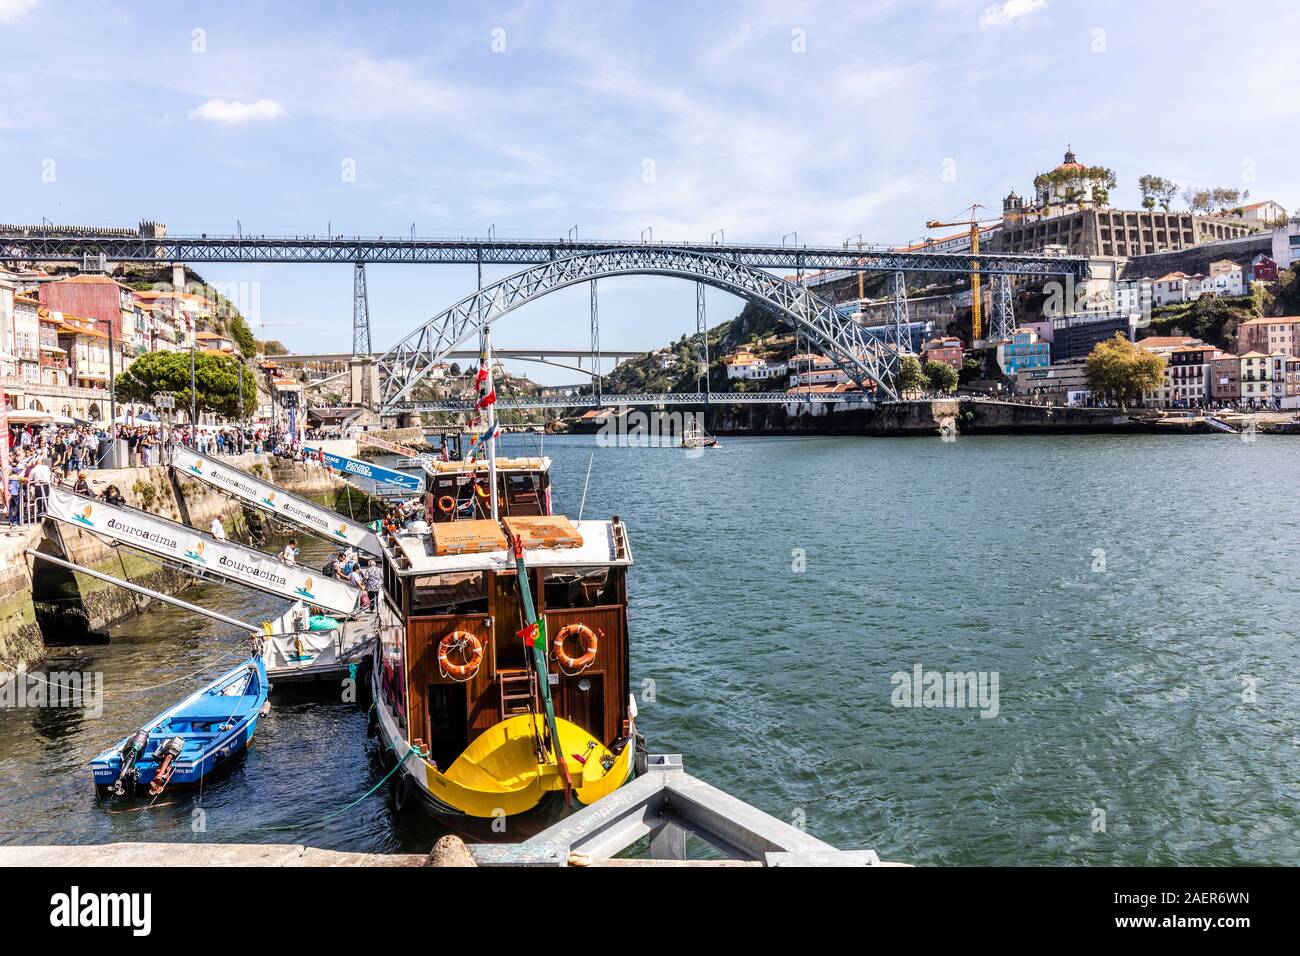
[896,354,927,395]
[229,315,257,356]
[1085,333,1164,409]
[114,351,256,421]
[923,360,959,393]
[1275,264,1300,316]
[1137,175,1178,211]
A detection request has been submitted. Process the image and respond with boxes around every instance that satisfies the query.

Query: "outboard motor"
[110,729,150,796]
[147,736,186,797]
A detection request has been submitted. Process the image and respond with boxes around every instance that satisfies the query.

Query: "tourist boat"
[91,648,269,798]
[370,333,642,831]
[681,419,718,449]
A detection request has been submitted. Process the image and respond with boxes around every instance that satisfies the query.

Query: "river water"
[1,433,1297,864]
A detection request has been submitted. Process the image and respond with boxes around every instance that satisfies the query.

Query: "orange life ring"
[553,624,598,672]
[436,494,456,515]
[438,631,483,680]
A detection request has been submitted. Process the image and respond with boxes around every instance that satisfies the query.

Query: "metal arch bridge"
[397,391,858,413]
[377,246,915,409]
[0,230,1086,278]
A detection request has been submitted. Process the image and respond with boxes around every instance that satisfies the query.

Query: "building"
[1247,254,1279,284]
[994,150,1263,256]
[1200,260,1244,298]
[789,353,851,388]
[995,327,1050,375]
[1014,359,1091,405]
[723,350,787,381]
[1235,200,1288,225]
[783,382,858,417]
[56,313,115,390]
[1050,313,1138,362]
[1165,344,1220,406]
[1237,317,1300,357]
[9,294,41,385]
[920,336,964,370]
[1274,216,1300,268]
[37,273,140,344]
[1210,354,1241,403]
[1237,351,1275,407]
[1284,357,1300,409]
[195,330,239,356]
[1153,272,1191,307]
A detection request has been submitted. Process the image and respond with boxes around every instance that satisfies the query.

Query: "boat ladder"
[498,669,537,718]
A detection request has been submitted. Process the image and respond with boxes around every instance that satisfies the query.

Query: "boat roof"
[422,456,552,478]
[387,517,631,575]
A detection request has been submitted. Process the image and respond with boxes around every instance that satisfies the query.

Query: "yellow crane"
[925,204,1001,343]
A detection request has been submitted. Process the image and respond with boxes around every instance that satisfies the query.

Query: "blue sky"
[2,0,1296,383]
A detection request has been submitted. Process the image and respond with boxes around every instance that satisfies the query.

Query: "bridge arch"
[375,247,900,411]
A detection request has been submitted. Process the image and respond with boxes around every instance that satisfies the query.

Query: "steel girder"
[391,390,865,413]
[0,233,1086,278]
[376,247,903,411]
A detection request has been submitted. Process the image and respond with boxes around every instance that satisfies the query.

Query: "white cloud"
[978,0,1047,29]
[189,98,286,126]
[0,0,39,23]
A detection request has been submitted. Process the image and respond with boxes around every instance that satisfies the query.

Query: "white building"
[1274,216,1300,269]
[1236,200,1288,224]
[788,353,850,387]
[725,351,788,381]
[1199,260,1244,298]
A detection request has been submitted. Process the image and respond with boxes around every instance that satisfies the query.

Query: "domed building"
[1033,147,1106,214]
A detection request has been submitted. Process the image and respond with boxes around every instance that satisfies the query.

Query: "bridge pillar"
[349,355,379,409]
[989,275,1015,343]
[890,270,909,375]
[353,262,372,356]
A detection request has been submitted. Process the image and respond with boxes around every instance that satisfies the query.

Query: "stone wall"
[0,453,351,673]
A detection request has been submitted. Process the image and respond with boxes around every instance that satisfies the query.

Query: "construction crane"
[925,204,1001,343]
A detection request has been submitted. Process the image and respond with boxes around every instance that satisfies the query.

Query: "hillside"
[590,302,795,397]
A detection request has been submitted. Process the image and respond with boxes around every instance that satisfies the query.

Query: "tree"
[1275,264,1300,316]
[1085,334,1164,408]
[229,315,257,356]
[923,360,959,393]
[1182,186,1250,215]
[1138,175,1178,211]
[114,350,256,421]
[259,339,289,356]
[896,354,927,395]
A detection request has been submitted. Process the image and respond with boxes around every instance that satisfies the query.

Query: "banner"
[46,487,361,617]
[173,449,381,555]
[1,391,8,507]
[358,434,427,459]
[307,447,422,493]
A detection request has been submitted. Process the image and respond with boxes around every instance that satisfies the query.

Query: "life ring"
[436,494,456,515]
[553,624,598,672]
[438,630,483,680]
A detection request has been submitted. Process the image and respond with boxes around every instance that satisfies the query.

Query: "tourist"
[210,515,227,541]
[281,539,300,564]
[73,471,91,496]
[27,456,52,518]
[99,484,126,506]
[360,558,382,611]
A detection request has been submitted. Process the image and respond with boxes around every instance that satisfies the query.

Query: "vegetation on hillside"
[114,350,257,421]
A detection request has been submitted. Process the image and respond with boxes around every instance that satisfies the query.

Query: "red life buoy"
[553,624,598,672]
[438,631,483,680]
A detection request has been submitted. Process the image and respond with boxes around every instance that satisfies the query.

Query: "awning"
[6,410,53,423]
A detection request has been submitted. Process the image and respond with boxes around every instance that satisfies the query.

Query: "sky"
[2,0,1297,383]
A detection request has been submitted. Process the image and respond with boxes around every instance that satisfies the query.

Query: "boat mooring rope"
[243,740,427,834]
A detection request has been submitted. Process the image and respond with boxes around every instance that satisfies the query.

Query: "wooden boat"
[91,649,269,798]
[681,419,718,448]
[371,338,642,830]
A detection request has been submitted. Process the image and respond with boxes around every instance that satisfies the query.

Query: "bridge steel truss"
[376,246,906,410]
[398,390,858,413]
[0,233,1086,279]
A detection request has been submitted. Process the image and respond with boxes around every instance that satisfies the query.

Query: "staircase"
[498,669,536,718]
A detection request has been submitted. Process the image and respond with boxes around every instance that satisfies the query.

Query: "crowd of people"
[4,417,319,527]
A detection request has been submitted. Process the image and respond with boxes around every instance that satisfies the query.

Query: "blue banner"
[309,448,422,492]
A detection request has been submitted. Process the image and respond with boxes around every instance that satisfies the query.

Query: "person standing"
[280,538,300,564]
[27,456,51,518]
[360,558,382,612]
[210,515,226,541]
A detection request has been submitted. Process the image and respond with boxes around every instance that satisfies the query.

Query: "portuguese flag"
[517,619,547,652]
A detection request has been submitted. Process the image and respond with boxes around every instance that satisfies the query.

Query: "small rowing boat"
[91,645,270,798]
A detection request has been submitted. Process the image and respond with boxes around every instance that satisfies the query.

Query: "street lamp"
[153,391,175,462]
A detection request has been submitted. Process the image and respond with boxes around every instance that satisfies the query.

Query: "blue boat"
[91,654,269,798]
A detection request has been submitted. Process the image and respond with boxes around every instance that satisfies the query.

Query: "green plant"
[131,480,157,510]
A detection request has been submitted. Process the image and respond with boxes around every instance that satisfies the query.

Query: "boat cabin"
[375,512,633,773]
[422,457,553,523]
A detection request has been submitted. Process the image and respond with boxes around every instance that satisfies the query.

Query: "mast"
[484,325,499,521]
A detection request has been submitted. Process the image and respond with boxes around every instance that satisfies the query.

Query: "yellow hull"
[419,714,634,818]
